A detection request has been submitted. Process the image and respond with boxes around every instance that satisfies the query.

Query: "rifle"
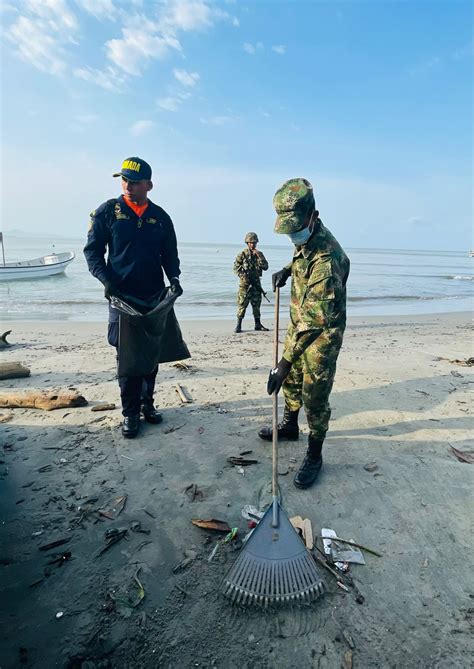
[245,281,271,303]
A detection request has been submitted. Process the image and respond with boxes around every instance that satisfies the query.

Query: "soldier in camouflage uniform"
[259,178,350,489]
[233,232,269,333]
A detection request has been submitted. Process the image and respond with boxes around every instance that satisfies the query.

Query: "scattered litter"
[342,631,355,649]
[164,424,185,434]
[217,407,229,414]
[98,494,127,519]
[130,521,150,535]
[171,361,192,371]
[363,462,378,473]
[109,568,145,609]
[120,454,133,461]
[47,551,72,567]
[55,612,64,619]
[185,483,204,502]
[175,383,193,403]
[91,403,116,412]
[342,649,353,669]
[98,528,128,556]
[59,458,67,464]
[448,446,474,464]
[191,518,231,533]
[237,466,245,476]
[421,558,429,568]
[290,516,314,550]
[227,456,259,466]
[208,528,238,562]
[322,528,381,559]
[337,581,350,593]
[241,505,264,521]
[198,426,204,434]
[39,538,71,552]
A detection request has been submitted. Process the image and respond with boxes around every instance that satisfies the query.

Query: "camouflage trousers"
[282,327,345,440]
[237,284,262,320]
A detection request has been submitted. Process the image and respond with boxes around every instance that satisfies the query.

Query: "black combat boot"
[141,403,163,425]
[258,406,299,441]
[254,318,269,331]
[122,415,140,439]
[234,318,243,333]
[293,434,324,489]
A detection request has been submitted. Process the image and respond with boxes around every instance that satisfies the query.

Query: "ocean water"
[0,235,472,322]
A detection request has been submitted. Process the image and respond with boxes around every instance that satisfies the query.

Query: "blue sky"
[1,0,472,250]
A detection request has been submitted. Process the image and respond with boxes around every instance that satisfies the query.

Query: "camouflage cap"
[273,178,315,234]
[245,232,259,243]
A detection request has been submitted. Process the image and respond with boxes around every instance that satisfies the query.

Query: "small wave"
[348,294,465,303]
[448,275,473,281]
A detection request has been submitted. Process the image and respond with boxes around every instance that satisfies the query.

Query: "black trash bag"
[110,288,191,377]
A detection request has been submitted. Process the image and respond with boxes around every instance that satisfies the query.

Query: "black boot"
[122,414,140,438]
[141,404,163,425]
[234,318,243,333]
[254,318,269,331]
[293,435,323,489]
[258,406,299,441]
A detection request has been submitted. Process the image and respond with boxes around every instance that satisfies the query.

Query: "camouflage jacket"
[233,248,268,286]
[283,220,350,364]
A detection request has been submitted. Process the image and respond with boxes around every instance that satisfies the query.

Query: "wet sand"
[0,312,472,668]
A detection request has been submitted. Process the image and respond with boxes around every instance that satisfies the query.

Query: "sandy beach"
[0,312,472,668]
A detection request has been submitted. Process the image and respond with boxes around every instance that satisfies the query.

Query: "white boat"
[0,251,75,281]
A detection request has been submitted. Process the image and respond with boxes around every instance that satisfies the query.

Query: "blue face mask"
[287,224,312,246]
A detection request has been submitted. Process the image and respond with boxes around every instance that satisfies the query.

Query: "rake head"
[222,503,325,607]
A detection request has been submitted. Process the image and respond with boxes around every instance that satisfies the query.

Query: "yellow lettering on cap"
[122,160,141,172]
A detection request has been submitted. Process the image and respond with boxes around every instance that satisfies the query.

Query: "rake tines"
[222,502,325,608]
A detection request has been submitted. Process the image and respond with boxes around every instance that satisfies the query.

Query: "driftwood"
[175,383,192,404]
[0,362,31,380]
[0,390,87,411]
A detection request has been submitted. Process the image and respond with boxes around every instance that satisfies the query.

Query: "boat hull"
[0,253,75,281]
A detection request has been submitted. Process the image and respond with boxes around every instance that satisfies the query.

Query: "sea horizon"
[0,236,472,323]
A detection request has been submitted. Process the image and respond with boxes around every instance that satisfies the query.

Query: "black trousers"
[108,307,158,417]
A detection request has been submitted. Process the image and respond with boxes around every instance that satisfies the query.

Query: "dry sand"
[0,312,473,668]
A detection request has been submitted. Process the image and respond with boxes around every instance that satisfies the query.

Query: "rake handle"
[272,287,280,527]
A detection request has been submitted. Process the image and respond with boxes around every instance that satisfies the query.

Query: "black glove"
[170,277,183,297]
[267,358,292,395]
[272,266,291,292]
[103,280,120,300]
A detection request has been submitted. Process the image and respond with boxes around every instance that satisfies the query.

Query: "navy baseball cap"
[113,157,152,181]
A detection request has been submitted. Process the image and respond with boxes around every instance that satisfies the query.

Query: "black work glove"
[170,278,183,297]
[267,358,292,395]
[272,266,291,292]
[103,280,120,301]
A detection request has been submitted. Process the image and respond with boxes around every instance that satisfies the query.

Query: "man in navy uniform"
[84,157,183,438]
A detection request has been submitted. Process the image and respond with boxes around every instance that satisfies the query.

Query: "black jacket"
[84,196,180,300]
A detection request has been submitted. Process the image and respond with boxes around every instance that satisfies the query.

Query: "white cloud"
[409,56,440,77]
[243,41,263,55]
[161,0,212,32]
[106,27,181,75]
[200,115,236,126]
[271,44,286,55]
[6,16,67,75]
[74,0,116,21]
[74,65,127,92]
[24,0,78,32]
[130,119,155,136]
[157,91,191,111]
[173,68,200,86]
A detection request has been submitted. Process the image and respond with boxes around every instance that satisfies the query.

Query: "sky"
[0,0,472,251]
